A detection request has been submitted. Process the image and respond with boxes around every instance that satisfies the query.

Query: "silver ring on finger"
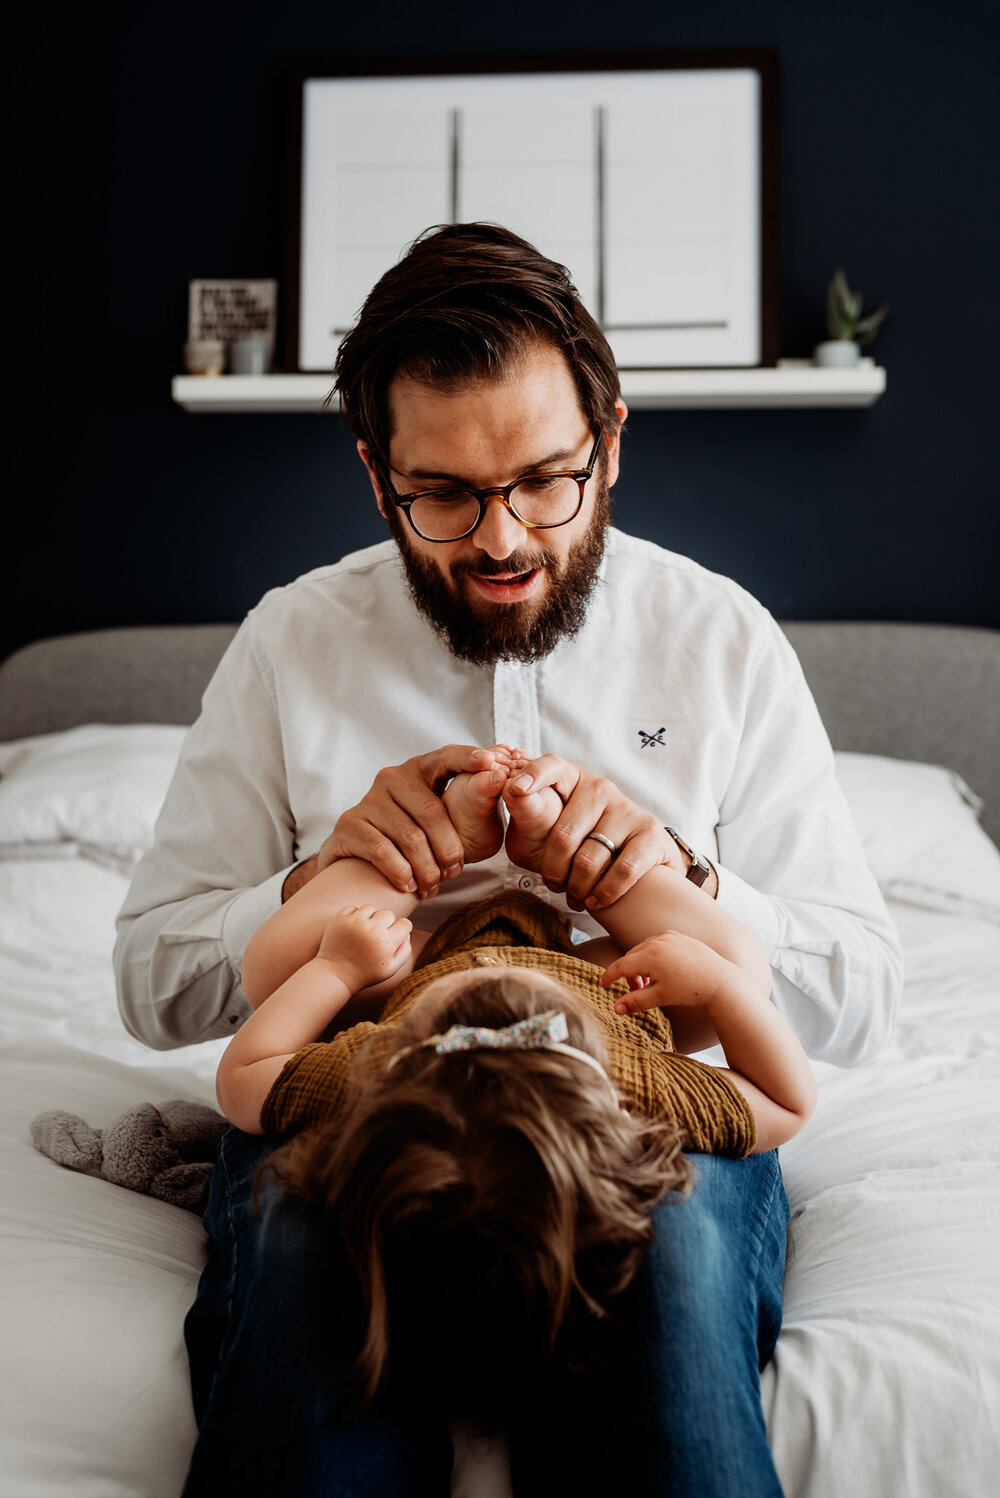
[584,831,619,858]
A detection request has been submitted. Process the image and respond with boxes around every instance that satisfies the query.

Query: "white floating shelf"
[172,358,885,414]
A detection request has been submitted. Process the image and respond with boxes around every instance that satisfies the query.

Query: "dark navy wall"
[7,1,998,662]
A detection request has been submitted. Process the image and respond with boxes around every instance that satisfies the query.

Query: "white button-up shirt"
[114,529,901,1064]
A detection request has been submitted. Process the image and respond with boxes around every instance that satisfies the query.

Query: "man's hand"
[503,753,708,910]
[288,744,501,903]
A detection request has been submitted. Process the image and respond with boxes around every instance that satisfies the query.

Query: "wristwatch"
[665,827,712,888]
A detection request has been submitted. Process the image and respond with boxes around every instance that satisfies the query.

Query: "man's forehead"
[385,350,587,470]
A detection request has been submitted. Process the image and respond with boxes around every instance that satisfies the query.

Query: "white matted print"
[296,64,769,373]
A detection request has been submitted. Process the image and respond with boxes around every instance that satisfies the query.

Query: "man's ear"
[357,440,387,519]
[603,399,628,490]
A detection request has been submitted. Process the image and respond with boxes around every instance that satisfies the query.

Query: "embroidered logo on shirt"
[638,727,667,748]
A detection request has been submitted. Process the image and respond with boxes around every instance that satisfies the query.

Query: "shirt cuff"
[220,866,291,982]
[714,863,782,960]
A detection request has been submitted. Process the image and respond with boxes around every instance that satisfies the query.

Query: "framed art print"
[285,51,778,373]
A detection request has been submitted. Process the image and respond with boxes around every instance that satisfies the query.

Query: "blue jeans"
[182,1129,788,1497]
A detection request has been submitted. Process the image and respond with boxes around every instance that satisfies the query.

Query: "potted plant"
[813,268,888,367]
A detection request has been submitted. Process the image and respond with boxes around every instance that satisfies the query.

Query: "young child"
[215,747,815,1420]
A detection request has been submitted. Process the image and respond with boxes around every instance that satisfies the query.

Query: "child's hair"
[261,967,691,1423]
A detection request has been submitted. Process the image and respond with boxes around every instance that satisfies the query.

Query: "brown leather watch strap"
[665,826,712,888]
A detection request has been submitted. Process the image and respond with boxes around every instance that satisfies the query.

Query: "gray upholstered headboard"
[1,621,997,844]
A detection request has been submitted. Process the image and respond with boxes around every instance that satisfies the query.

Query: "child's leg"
[440,745,514,864]
[504,777,625,963]
[502,764,565,874]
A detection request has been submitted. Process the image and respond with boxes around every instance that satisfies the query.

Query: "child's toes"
[467,766,506,810]
[443,768,506,863]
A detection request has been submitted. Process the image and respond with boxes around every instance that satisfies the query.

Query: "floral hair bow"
[387,1008,619,1103]
[433,1008,570,1054]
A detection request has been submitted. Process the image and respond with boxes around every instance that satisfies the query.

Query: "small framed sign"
[188,279,278,349]
[285,50,779,374]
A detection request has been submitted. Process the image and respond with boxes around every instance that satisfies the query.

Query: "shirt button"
[518,875,534,890]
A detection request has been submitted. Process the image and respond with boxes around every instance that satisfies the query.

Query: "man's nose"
[471,493,530,560]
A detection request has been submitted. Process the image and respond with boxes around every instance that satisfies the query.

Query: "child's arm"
[241,746,512,1008]
[596,861,769,984]
[602,930,817,1150]
[242,857,421,1007]
[579,862,772,1054]
[217,903,413,1134]
[223,750,513,1132]
[502,756,770,1054]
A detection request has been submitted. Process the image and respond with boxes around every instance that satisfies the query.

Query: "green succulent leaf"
[824,269,887,344]
[827,269,854,338]
[854,303,889,346]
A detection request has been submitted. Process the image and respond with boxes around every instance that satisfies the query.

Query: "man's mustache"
[449,549,555,579]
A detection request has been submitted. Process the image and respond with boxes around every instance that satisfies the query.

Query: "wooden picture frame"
[283,50,779,374]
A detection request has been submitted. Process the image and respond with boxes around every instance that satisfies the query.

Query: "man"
[115,223,900,1496]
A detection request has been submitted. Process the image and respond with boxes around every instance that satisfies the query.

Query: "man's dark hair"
[332,222,622,462]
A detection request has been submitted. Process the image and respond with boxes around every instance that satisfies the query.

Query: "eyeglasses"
[378,431,603,543]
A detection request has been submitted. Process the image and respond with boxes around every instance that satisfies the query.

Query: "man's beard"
[388,480,611,667]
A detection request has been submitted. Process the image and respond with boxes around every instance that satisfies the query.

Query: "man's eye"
[420,489,471,506]
[517,475,562,494]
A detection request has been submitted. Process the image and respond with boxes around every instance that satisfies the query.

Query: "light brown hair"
[261,968,690,1423]
[332,222,622,467]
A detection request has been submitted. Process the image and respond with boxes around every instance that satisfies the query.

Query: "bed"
[1,621,998,1498]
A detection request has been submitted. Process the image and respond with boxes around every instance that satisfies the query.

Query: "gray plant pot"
[813,340,861,368]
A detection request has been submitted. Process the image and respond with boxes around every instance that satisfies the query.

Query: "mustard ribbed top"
[260,892,756,1158]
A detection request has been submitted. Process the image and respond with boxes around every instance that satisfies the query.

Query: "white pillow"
[0,724,187,873]
[834,751,1000,924]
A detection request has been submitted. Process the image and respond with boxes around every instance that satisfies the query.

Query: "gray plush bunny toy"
[31,1099,229,1213]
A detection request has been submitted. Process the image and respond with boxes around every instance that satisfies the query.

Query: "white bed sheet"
[763,900,1000,1498]
[0,857,224,1497]
[1,758,999,1497]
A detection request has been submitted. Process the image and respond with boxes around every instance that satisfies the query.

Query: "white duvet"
[1,730,998,1498]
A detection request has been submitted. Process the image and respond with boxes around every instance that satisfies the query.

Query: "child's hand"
[601,931,735,1016]
[316,904,413,993]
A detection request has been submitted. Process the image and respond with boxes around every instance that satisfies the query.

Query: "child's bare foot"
[502,761,564,873]
[442,746,514,864]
